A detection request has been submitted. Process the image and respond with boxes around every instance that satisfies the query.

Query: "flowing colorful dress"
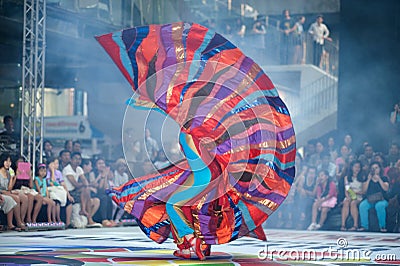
[96,22,296,246]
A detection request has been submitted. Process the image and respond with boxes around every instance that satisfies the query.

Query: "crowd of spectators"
[0,116,170,231]
[0,146,137,230]
[270,134,400,233]
[1,105,400,234]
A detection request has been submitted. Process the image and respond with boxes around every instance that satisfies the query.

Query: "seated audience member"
[304,139,317,165]
[0,115,19,147]
[295,166,317,228]
[82,159,98,198]
[11,158,43,224]
[62,152,100,227]
[358,161,389,232]
[336,155,356,206]
[64,140,73,153]
[358,144,374,173]
[0,193,25,231]
[0,154,27,229]
[317,152,337,179]
[114,158,128,186]
[46,157,68,223]
[386,143,400,168]
[34,163,56,223]
[307,170,337,230]
[327,137,338,162]
[335,145,350,180]
[387,158,400,186]
[387,169,400,232]
[92,157,116,227]
[42,140,54,164]
[58,150,71,171]
[309,141,324,167]
[112,158,129,222]
[343,134,354,155]
[72,140,82,153]
[373,153,388,175]
[341,161,365,231]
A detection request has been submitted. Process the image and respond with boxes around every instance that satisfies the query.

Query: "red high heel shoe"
[173,240,191,259]
[188,236,206,260]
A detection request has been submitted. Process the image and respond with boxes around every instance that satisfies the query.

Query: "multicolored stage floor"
[0,226,399,265]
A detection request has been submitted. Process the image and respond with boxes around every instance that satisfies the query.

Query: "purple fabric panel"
[214,128,294,155]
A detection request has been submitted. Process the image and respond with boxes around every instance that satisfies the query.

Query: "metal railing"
[286,74,338,133]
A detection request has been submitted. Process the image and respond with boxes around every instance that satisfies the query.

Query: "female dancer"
[98,22,296,260]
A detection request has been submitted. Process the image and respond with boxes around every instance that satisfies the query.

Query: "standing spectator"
[341,161,365,231]
[358,162,389,232]
[292,16,306,64]
[34,163,56,223]
[233,18,246,46]
[279,9,295,65]
[63,152,100,227]
[145,128,159,162]
[251,18,266,49]
[58,150,71,171]
[390,102,400,144]
[0,154,27,228]
[307,170,337,230]
[308,15,332,67]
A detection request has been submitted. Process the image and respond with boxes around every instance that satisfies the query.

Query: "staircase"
[264,64,338,146]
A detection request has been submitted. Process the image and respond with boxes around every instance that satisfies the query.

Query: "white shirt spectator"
[63,164,84,191]
[308,22,330,45]
[114,170,128,187]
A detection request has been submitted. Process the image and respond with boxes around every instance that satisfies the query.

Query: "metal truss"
[21,0,46,171]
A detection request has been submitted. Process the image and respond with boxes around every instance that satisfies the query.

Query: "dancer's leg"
[166,132,211,238]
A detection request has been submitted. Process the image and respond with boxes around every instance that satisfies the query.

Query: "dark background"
[338,0,400,151]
